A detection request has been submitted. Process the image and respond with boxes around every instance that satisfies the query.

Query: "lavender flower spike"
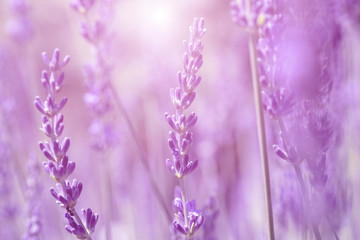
[165,18,205,239]
[34,48,98,239]
[166,17,205,180]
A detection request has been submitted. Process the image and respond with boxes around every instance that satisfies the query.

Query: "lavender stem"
[248,31,275,240]
[179,179,189,228]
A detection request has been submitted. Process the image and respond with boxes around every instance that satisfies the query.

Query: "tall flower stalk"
[165,17,206,239]
[34,48,98,239]
[231,0,347,239]
[231,0,275,239]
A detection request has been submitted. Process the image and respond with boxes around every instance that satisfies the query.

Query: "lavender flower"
[165,17,205,180]
[70,0,118,151]
[34,48,98,239]
[231,0,349,239]
[165,17,206,239]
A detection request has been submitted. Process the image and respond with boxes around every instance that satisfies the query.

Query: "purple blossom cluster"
[0,0,359,239]
[165,18,206,239]
[70,0,118,151]
[35,49,98,239]
[231,0,352,239]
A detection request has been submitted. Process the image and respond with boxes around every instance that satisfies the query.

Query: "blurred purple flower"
[71,0,119,152]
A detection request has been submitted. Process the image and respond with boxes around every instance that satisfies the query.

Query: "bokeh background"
[0,0,359,239]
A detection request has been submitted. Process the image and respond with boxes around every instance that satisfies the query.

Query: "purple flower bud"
[50,140,60,157]
[42,49,70,72]
[65,213,88,239]
[165,113,177,130]
[183,159,198,175]
[184,112,197,130]
[42,120,52,138]
[169,131,178,145]
[273,144,288,160]
[43,156,75,182]
[49,49,60,72]
[56,72,65,92]
[166,158,176,175]
[41,52,50,66]
[182,92,196,110]
[188,75,201,93]
[50,180,82,209]
[54,114,64,137]
[41,70,50,91]
[82,208,99,234]
[181,138,191,155]
[192,55,203,73]
[61,137,71,156]
[62,55,70,67]
[56,97,68,114]
[34,97,46,115]
[168,138,180,156]
[39,142,55,161]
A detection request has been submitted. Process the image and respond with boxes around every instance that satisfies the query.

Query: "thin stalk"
[179,179,189,228]
[180,179,194,240]
[248,31,275,240]
[100,150,112,240]
[108,82,172,222]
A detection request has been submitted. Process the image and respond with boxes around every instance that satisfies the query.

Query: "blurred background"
[0,0,359,239]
